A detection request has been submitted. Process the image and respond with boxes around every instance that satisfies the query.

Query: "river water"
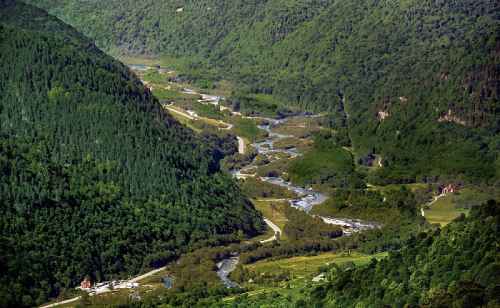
[216,256,240,288]
[231,117,329,212]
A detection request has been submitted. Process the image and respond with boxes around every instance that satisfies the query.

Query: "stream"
[231,117,329,212]
[216,255,240,288]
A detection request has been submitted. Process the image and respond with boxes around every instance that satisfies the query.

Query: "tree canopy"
[0,2,263,306]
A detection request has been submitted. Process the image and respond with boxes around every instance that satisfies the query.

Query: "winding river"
[130,64,378,288]
[234,117,329,212]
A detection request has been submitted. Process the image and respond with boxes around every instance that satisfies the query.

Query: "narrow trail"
[260,218,282,243]
[237,137,246,154]
[421,193,446,217]
[129,266,167,283]
[40,296,82,308]
[165,106,195,120]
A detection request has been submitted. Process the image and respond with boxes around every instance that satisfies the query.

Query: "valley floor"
[40,59,498,308]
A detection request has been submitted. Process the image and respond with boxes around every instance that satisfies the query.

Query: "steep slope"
[223,200,500,307]
[0,1,263,306]
[306,200,500,307]
[28,0,500,185]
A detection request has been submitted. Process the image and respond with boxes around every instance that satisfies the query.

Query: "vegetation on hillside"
[288,132,365,189]
[0,2,263,306]
[29,0,500,185]
[305,200,500,307]
[197,200,500,307]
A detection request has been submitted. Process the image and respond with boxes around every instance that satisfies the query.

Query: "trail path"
[260,218,282,243]
[421,193,446,217]
[129,266,167,283]
[40,296,82,308]
[237,137,246,154]
[165,106,195,120]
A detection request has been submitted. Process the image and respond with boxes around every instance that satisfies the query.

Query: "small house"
[440,184,457,195]
[80,277,92,289]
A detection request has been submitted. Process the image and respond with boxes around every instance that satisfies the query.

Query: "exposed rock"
[377,110,390,121]
[438,109,467,126]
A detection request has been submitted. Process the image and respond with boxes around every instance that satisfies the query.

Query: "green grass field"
[223,252,388,303]
[232,117,267,142]
[252,200,289,233]
[241,178,297,199]
[425,194,468,226]
[272,116,322,138]
[246,252,388,279]
[288,145,353,186]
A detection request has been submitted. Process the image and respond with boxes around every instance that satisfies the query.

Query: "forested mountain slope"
[307,200,500,307]
[28,0,500,185]
[0,1,263,306]
[230,200,500,307]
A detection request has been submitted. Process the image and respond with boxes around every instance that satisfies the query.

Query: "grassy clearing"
[424,187,491,226]
[241,177,297,199]
[246,252,388,279]
[252,200,289,232]
[163,106,202,133]
[273,116,322,138]
[368,183,429,194]
[273,137,312,153]
[119,56,161,66]
[232,117,267,142]
[256,158,290,178]
[194,103,225,120]
[142,69,168,84]
[288,145,353,186]
[224,252,388,303]
[425,194,469,226]
[235,93,289,118]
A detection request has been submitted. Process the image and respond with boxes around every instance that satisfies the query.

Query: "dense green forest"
[304,200,500,307]
[0,2,264,306]
[91,200,500,307]
[28,0,500,184]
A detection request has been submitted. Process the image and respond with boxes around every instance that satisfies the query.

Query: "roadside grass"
[55,289,132,307]
[247,227,276,243]
[252,200,289,233]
